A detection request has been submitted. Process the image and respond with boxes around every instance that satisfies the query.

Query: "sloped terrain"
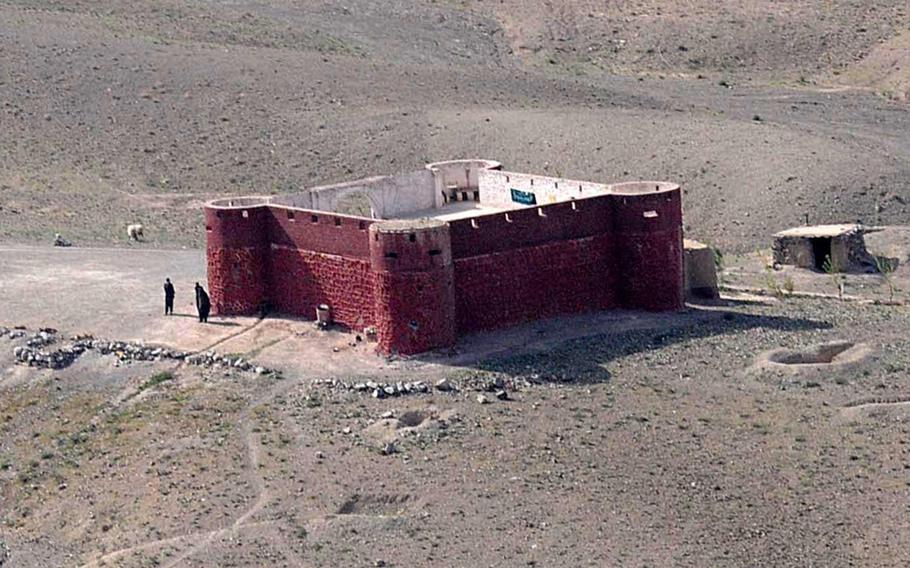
[1,1,909,253]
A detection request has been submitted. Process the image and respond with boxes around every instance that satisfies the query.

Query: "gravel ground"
[2,296,910,567]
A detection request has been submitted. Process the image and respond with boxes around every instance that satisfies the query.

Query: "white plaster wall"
[271,170,435,219]
[478,170,610,209]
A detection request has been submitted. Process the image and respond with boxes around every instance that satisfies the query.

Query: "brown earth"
[1,1,909,253]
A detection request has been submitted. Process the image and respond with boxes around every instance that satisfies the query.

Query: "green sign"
[510,188,536,205]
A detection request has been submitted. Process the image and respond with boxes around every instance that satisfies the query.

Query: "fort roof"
[773,224,865,238]
[205,159,680,224]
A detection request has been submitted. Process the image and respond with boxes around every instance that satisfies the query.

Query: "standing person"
[195,282,210,323]
[163,278,175,315]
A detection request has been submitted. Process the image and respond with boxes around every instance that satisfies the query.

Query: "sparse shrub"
[822,255,846,300]
[783,276,795,296]
[763,266,784,298]
[139,371,175,392]
[874,256,898,303]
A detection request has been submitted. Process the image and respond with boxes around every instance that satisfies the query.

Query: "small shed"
[772,224,875,272]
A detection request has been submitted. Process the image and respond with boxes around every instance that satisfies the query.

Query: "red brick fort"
[205,159,684,355]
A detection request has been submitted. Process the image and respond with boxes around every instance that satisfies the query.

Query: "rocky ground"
[2,294,910,567]
[1,245,910,566]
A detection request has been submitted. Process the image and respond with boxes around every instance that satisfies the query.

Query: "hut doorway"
[810,237,832,271]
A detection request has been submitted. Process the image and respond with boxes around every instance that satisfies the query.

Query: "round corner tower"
[369,219,456,355]
[204,198,271,315]
[611,182,684,311]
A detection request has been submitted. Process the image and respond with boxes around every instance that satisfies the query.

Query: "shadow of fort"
[418,307,833,386]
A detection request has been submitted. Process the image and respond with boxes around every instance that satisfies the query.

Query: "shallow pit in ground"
[767,341,861,366]
[336,493,412,516]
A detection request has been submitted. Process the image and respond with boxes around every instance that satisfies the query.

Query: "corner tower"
[369,219,456,355]
[204,198,271,315]
[611,183,684,311]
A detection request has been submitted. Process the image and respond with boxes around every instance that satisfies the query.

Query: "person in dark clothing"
[195,282,210,323]
[163,278,175,315]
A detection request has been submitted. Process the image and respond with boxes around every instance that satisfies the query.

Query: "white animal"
[127,223,144,242]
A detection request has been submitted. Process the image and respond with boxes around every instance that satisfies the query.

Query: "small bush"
[783,277,795,296]
[139,371,175,392]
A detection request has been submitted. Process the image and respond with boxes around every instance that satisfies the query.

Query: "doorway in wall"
[810,237,832,271]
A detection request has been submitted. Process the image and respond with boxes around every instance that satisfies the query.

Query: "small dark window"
[287,211,295,220]
[385,252,398,259]
[554,182,559,189]
[530,179,534,186]
[409,233,416,242]
[506,175,510,183]
[461,191,468,202]
[334,217,342,227]
[442,191,448,204]
[358,221,367,231]
[429,249,442,256]
[205,225,213,232]
[473,190,480,202]
[311,214,318,223]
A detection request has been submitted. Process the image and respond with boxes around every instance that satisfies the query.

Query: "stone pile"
[92,339,190,363]
[185,352,271,374]
[311,377,470,399]
[13,343,85,370]
[312,378,434,398]
[6,327,275,375]
[25,329,57,348]
[0,327,26,339]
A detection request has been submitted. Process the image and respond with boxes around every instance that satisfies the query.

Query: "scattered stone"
[381,442,397,455]
[435,378,455,392]
[315,377,430,399]
[476,394,490,404]
[7,327,274,374]
[495,390,509,401]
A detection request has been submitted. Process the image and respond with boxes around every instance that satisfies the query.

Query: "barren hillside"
[0,1,908,253]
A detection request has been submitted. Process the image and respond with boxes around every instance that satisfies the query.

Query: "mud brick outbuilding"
[205,159,684,355]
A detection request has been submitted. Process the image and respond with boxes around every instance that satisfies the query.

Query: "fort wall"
[205,163,684,355]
